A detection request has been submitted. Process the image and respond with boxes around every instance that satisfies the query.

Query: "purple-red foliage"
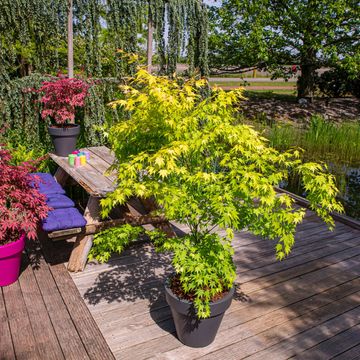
[0,148,49,245]
[37,77,90,125]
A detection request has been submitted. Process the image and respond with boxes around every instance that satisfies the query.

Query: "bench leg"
[54,167,70,187]
[67,196,101,272]
[139,198,176,238]
[67,234,94,272]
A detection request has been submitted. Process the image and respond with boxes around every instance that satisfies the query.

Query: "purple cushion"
[42,208,87,232]
[30,173,65,195]
[46,194,75,209]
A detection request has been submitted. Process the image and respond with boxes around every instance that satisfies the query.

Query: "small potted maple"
[91,70,343,347]
[37,76,90,156]
[0,147,49,286]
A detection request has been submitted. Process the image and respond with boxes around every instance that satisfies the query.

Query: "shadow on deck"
[71,212,360,360]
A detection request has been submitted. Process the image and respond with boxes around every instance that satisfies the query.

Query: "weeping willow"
[0,0,209,78]
[0,0,67,80]
[0,0,208,153]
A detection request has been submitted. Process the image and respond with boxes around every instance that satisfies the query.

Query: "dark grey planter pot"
[48,125,80,157]
[165,278,234,348]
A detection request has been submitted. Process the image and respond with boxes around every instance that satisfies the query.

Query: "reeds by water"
[249,114,360,219]
[261,115,360,166]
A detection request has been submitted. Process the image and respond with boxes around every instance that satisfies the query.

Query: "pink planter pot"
[0,234,26,287]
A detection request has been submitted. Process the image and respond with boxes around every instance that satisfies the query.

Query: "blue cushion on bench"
[30,173,65,195]
[46,194,75,209]
[42,208,87,232]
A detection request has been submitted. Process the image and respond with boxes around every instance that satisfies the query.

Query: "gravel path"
[240,97,360,122]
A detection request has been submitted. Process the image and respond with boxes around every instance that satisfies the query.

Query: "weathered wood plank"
[72,241,360,358]
[144,277,360,360]
[49,153,114,196]
[50,264,115,360]
[18,255,65,359]
[87,146,115,166]
[109,256,360,355]
[68,196,101,272]
[0,289,15,360]
[276,186,360,231]
[240,242,360,294]
[70,208,360,360]
[31,256,90,360]
[2,279,40,359]
[233,225,350,274]
[54,167,70,187]
[195,293,360,360]
[333,344,360,359]
[244,304,360,360]
[237,235,360,284]
[292,324,360,359]
[48,227,82,239]
[83,148,117,183]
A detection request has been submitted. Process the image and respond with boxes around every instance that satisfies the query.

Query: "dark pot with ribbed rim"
[165,277,234,348]
[48,124,80,157]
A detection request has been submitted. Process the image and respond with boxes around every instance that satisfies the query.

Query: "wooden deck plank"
[292,324,360,359]
[232,222,344,255]
[104,258,359,359]
[2,279,40,359]
[196,292,360,360]
[234,226,352,275]
[244,305,360,360]
[155,277,360,360]
[70,211,360,360]
[77,231,360,307]
[18,256,65,360]
[240,242,360,294]
[85,250,360,336]
[0,241,115,360]
[76,250,360,358]
[31,256,90,360]
[333,344,360,359]
[237,235,360,283]
[50,264,115,360]
[0,289,16,360]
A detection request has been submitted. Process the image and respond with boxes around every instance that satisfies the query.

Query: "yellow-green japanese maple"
[96,69,343,318]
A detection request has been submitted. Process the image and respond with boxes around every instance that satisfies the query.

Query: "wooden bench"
[49,146,175,272]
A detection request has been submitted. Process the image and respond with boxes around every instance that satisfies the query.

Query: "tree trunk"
[297,63,316,99]
[67,0,74,79]
[297,45,317,100]
[147,9,154,74]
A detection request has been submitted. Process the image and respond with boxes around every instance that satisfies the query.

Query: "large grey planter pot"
[48,125,80,157]
[165,278,234,348]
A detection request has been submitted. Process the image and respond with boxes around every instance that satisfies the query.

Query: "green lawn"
[244,90,297,99]
[209,80,296,88]
[210,73,272,78]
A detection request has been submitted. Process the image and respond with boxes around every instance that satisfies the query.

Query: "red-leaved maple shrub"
[0,148,49,245]
[37,77,90,125]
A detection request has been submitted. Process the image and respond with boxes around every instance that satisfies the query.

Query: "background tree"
[0,0,209,80]
[209,0,360,98]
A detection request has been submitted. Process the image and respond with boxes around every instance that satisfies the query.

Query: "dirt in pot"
[170,274,230,303]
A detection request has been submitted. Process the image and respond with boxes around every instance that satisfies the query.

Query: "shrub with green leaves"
[93,69,343,318]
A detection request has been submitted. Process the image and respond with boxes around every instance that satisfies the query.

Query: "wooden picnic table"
[50,146,174,272]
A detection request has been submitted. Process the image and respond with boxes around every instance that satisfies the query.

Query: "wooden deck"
[71,211,360,359]
[0,241,114,360]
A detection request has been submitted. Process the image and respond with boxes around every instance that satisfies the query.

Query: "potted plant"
[90,69,343,347]
[0,147,49,286]
[37,76,90,156]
